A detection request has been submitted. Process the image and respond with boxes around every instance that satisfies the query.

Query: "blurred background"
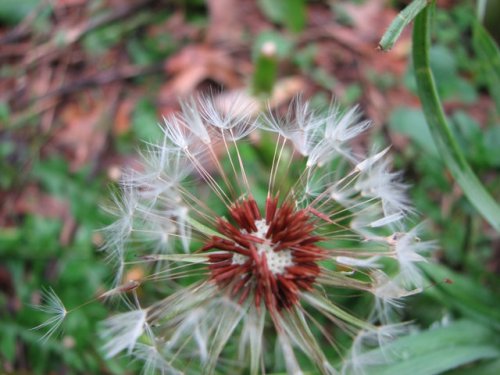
[0,0,499,374]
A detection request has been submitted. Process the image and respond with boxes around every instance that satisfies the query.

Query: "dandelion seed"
[133,343,182,375]
[370,270,422,323]
[262,95,323,156]
[355,157,413,216]
[198,92,258,138]
[100,309,147,358]
[336,255,382,269]
[307,103,371,167]
[389,224,436,288]
[94,94,431,374]
[32,287,67,342]
[341,323,411,375]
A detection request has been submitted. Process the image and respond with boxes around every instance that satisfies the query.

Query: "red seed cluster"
[202,196,326,312]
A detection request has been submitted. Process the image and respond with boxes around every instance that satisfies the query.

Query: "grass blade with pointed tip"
[378,0,428,51]
[412,6,500,231]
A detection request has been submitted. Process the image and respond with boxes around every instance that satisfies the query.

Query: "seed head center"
[232,219,294,275]
[204,196,326,311]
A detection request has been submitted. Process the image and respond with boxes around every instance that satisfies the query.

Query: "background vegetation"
[0,0,499,373]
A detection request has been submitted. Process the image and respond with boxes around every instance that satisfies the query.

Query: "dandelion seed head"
[95,94,432,374]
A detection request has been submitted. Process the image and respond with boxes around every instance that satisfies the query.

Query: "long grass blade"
[420,262,500,328]
[364,320,500,375]
[412,6,500,231]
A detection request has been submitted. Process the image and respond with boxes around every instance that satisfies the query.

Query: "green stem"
[412,6,500,231]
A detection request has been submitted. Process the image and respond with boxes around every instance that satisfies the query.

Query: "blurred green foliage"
[1,0,499,374]
[0,155,130,373]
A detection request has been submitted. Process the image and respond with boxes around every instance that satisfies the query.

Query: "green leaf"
[0,327,16,362]
[412,5,500,231]
[428,46,477,103]
[132,98,162,141]
[484,125,500,167]
[252,42,278,96]
[365,320,500,375]
[0,101,10,122]
[281,0,306,33]
[448,358,500,375]
[473,20,500,113]
[0,0,40,25]
[258,0,305,33]
[388,107,439,158]
[258,0,286,24]
[420,262,500,328]
[451,111,490,166]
